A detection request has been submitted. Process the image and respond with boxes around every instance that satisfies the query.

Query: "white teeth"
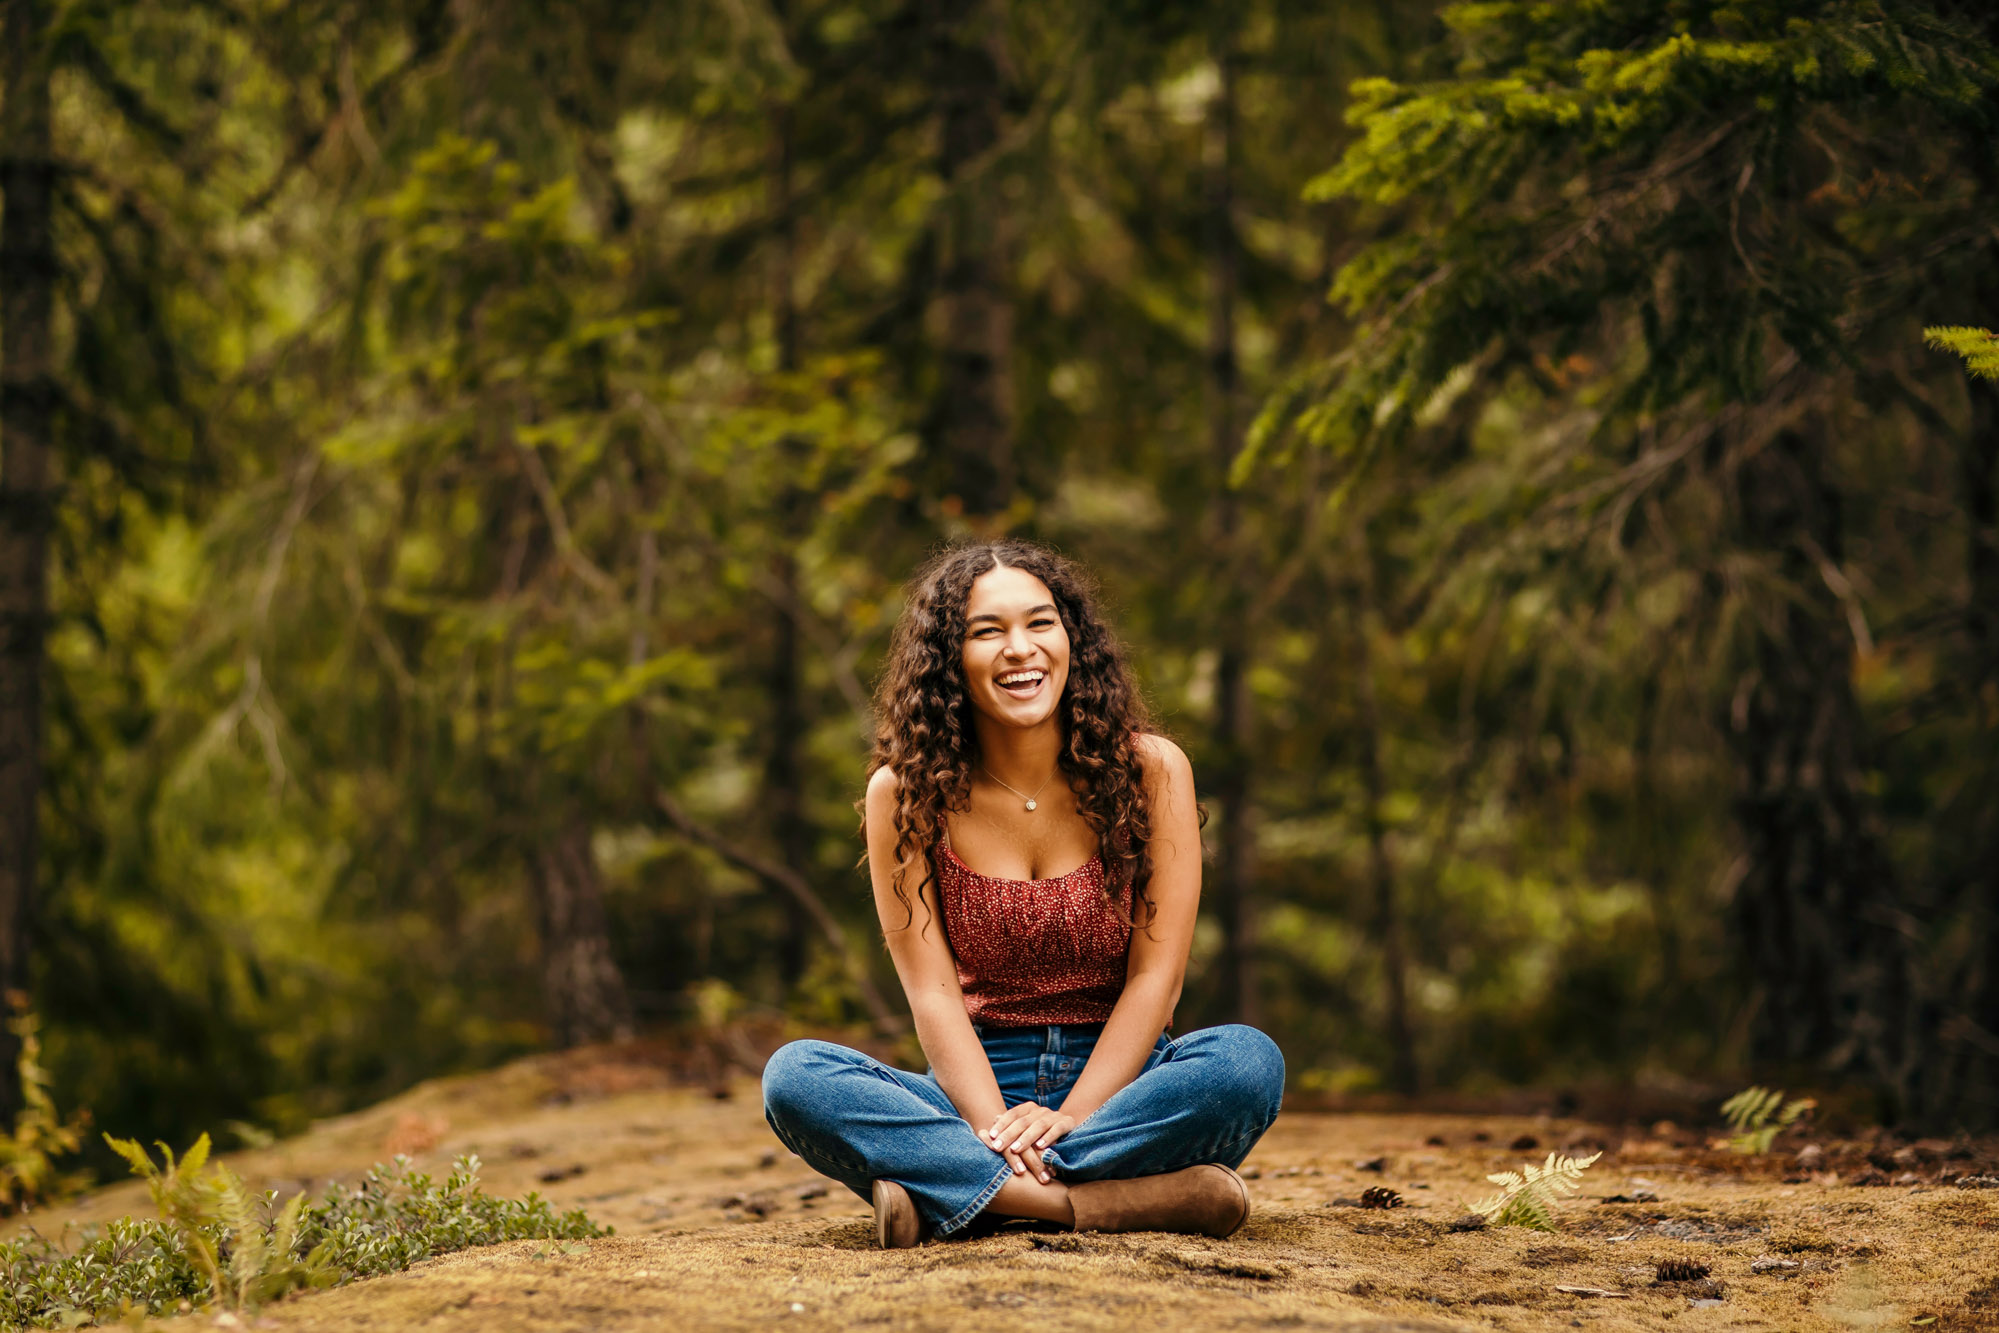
[998,671,1045,687]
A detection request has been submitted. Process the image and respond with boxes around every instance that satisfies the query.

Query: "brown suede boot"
[1067,1164,1250,1238]
[873,1179,931,1249]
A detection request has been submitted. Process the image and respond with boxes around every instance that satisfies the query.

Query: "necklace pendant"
[1024,799,1037,812]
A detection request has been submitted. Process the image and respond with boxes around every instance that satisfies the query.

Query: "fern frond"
[1720,1086,1814,1154]
[1720,1086,1778,1131]
[1468,1151,1602,1231]
[271,1191,306,1258]
[222,1168,267,1305]
[248,1191,339,1303]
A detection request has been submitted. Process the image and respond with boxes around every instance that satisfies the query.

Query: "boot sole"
[873,1179,923,1249]
[1211,1164,1251,1238]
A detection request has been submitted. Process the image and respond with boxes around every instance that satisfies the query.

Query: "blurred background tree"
[0,0,1992,1155]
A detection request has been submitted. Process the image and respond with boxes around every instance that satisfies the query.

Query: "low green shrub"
[0,1149,604,1330]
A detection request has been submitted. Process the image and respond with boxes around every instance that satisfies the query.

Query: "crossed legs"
[761,1024,1284,1240]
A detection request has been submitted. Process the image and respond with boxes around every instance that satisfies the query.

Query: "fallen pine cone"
[1359,1186,1404,1209]
[1654,1259,1711,1284]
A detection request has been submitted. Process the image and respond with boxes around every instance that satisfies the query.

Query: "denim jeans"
[761,1023,1284,1237]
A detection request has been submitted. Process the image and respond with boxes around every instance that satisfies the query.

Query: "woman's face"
[959,563,1071,731]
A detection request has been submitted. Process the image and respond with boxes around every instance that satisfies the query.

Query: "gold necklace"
[981,765,1055,812]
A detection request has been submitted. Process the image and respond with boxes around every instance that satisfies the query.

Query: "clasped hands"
[982,1102,1075,1184]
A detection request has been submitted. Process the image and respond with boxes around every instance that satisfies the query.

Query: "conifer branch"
[1925,326,1999,380]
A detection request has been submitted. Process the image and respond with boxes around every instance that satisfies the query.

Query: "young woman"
[762,540,1284,1248]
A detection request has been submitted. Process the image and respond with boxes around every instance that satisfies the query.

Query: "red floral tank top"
[936,840,1132,1026]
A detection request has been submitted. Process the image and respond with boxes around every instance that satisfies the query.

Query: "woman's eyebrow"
[966,603,1057,625]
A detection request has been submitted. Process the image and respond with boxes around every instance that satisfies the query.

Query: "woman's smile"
[995,667,1048,699]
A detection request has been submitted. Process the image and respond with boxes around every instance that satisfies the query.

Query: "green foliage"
[295,1154,603,1280]
[0,1004,88,1213]
[102,1132,334,1311]
[1468,1150,1602,1231]
[0,1150,602,1330]
[1720,1086,1815,1155]
[1924,326,1999,380]
[1273,0,1999,1125]
[17,0,1999,1148]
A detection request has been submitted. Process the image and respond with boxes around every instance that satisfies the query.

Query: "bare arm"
[984,735,1202,1168]
[864,768,1008,1132]
[1057,734,1201,1122]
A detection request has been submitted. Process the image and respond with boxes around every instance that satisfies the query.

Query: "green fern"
[1925,326,1999,380]
[1468,1150,1602,1232]
[1719,1086,1814,1155]
[104,1133,337,1313]
[0,998,90,1212]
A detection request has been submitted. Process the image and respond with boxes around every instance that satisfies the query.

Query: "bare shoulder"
[864,764,901,816]
[1133,733,1194,788]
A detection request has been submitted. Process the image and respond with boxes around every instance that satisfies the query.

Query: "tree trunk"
[1211,647,1258,1026]
[768,84,800,379]
[926,0,1013,518]
[765,84,814,978]
[1352,555,1416,1095]
[766,547,815,980]
[535,821,635,1048]
[1203,37,1258,1026]
[1725,427,1908,1110]
[1931,378,1999,1125]
[1965,383,1999,692]
[0,0,56,1112]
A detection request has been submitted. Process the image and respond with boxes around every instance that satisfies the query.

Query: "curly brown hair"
[866,540,1159,933]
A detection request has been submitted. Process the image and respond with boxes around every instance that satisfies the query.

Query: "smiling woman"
[761,541,1285,1249]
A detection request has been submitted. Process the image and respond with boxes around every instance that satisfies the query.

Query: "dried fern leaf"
[1468,1151,1602,1231]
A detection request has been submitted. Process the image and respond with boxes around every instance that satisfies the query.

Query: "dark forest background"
[1,0,1997,1157]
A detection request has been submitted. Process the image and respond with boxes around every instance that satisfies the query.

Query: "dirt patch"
[14,1046,1995,1332]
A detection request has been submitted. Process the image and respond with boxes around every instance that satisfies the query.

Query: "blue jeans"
[762,1023,1284,1237]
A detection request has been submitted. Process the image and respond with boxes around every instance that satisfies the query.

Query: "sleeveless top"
[935,838,1133,1026]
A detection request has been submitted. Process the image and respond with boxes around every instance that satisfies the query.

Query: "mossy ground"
[15,1042,1998,1332]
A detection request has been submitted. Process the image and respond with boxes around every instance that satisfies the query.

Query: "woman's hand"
[984,1103,1076,1184]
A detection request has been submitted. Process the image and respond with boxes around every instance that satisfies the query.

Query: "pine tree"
[1282,1,1999,1124]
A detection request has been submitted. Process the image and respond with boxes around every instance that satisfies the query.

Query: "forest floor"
[17,1036,1999,1332]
